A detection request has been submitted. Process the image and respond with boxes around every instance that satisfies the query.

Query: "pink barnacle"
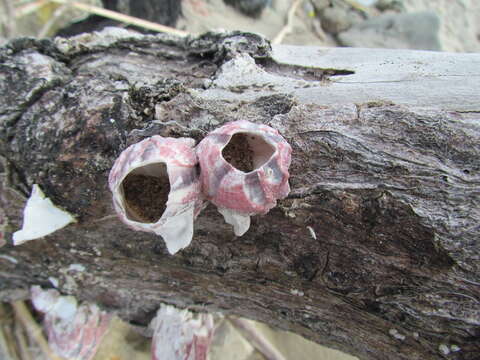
[109,136,203,254]
[31,286,112,360]
[150,304,215,360]
[196,120,291,236]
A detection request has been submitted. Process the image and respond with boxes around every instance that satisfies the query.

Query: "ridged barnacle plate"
[109,136,203,254]
[196,120,291,236]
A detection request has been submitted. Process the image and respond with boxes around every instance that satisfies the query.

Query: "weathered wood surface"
[1,28,479,359]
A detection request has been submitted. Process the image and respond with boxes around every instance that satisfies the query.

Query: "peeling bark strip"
[1,28,480,360]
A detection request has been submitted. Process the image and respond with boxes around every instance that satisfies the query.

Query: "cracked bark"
[0,28,479,360]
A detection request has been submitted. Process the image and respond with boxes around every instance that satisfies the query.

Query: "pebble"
[338,11,441,50]
[389,329,406,341]
[438,344,450,355]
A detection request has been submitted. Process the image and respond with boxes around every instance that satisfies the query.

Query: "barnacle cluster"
[109,121,292,254]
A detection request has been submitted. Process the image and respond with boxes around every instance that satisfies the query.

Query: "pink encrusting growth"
[109,136,203,255]
[150,304,215,360]
[31,286,112,360]
[196,120,291,236]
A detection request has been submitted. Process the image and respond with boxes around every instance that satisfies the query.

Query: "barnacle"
[196,120,291,236]
[31,286,112,360]
[150,304,214,360]
[109,136,203,254]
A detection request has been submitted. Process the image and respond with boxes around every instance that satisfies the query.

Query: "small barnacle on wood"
[109,136,203,254]
[149,304,215,360]
[31,286,112,360]
[196,120,292,236]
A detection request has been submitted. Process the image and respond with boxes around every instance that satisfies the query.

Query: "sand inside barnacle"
[121,163,170,223]
[222,133,275,172]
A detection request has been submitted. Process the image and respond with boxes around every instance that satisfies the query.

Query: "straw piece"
[50,0,189,36]
[229,317,287,360]
[1,0,17,37]
[14,322,33,360]
[272,0,302,45]
[14,0,50,18]
[38,3,69,38]
[12,301,62,360]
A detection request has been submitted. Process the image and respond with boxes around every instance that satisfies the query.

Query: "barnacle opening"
[222,133,275,173]
[121,163,170,223]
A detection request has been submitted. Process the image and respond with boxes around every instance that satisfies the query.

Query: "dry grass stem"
[38,3,69,37]
[272,0,302,44]
[14,322,33,360]
[50,0,189,36]
[229,317,287,360]
[1,0,17,37]
[342,0,375,16]
[1,303,22,360]
[14,0,50,18]
[12,301,61,360]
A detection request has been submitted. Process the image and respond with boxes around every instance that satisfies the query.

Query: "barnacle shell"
[109,136,203,255]
[13,184,75,245]
[150,304,215,360]
[196,120,291,236]
[31,286,112,360]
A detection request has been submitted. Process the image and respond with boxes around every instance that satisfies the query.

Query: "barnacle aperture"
[109,136,203,254]
[121,164,170,223]
[197,120,292,236]
[222,133,275,172]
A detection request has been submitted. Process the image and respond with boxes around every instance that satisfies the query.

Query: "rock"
[310,0,331,12]
[102,0,182,27]
[223,0,271,17]
[318,3,364,35]
[338,11,441,50]
[374,0,405,12]
[320,6,352,34]
[401,0,480,53]
[57,0,182,37]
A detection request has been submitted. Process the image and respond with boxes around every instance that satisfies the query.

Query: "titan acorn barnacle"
[150,304,214,360]
[109,136,203,254]
[196,120,291,236]
[31,286,112,360]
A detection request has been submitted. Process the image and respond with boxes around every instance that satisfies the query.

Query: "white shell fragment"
[109,136,203,255]
[150,304,215,360]
[217,207,251,237]
[13,184,75,245]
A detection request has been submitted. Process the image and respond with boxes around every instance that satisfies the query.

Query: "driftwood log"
[1,28,479,359]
